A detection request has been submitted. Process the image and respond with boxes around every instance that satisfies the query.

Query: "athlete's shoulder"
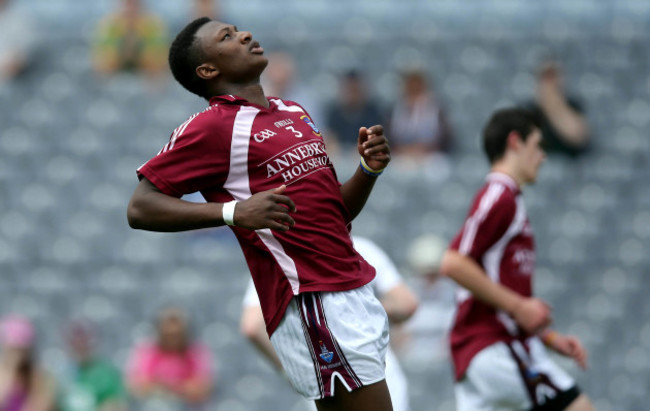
[268,97,308,113]
[180,103,231,127]
[484,181,516,203]
[475,174,518,204]
[173,103,235,137]
[486,181,517,210]
[466,179,517,222]
[158,104,234,154]
[453,179,518,255]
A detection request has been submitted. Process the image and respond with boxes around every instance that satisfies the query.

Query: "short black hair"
[168,17,212,100]
[482,108,539,164]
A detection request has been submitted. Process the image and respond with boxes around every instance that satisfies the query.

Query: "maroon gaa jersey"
[137,95,375,335]
[448,172,536,380]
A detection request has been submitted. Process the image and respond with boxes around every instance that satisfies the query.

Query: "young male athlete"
[126,17,393,411]
[440,108,594,410]
[241,236,418,411]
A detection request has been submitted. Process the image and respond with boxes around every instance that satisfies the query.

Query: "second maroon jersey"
[137,95,375,335]
[448,172,536,380]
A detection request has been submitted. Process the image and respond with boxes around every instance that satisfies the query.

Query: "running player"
[241,236,418,411]
[440,108,594,410]
[127,18,392,411]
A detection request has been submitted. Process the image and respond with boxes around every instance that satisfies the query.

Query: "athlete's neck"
[490,164,523,188]
[218,83,269,108]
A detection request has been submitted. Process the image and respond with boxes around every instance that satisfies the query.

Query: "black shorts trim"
[531,385,581,411]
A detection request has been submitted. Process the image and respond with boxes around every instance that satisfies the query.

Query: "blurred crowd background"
[0,0,648,410]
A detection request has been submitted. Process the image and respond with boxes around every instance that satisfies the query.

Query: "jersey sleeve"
[137,112,229,197]
[449,184,516,262]
[353,237,402,296]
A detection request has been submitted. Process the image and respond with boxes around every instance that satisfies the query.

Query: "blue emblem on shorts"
[525,368,541,380]
[319,341,334,363]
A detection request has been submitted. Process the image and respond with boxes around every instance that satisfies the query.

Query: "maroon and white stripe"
[458,182,505,255]
[486,194,527,334]
[297,292,362,398]
[223,106,301,294]
[270,98,305,113]
[167,112,200,151]
[507,340,562,407]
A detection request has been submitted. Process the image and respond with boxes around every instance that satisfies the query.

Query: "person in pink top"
[0,315,56,411]
[127,307,213,407]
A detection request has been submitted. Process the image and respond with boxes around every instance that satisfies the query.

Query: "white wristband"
[222,200,238,226]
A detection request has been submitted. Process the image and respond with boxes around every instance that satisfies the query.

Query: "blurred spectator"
[388,69,453,158]
[261,51,324,127]
[0,0,37,82]
[92,0,168,77]
[126,307,213,409]
[192,0,220,19]
[524,60,589,157]
[398,234,455,367]
[59,321,126,411]
[170,0,221,34]
[325,70,384,151]
[0,315,56,411]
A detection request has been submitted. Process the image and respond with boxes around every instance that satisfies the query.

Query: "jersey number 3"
[286,126,303,138]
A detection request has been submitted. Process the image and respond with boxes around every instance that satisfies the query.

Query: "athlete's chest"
[248,110,323,151]
[246,110,334,186]
[505,218,536,276]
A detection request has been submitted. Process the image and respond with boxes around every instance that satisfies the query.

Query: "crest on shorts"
[318,340,334,363]
[300,115,321,136]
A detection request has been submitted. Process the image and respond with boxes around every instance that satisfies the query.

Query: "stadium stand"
[0,0,648,409]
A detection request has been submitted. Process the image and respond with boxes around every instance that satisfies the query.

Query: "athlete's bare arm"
[240,306,283,370]
[441,250,551,334]
[127,177,296,232]
[537,66,589,147]
[540,329,588,369]
[340,125,391,220]
[380,284,419,325]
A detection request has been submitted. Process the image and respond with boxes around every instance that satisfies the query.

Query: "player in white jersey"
[241,236,418,411]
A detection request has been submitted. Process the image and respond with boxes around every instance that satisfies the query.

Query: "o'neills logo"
[265,141,332,183]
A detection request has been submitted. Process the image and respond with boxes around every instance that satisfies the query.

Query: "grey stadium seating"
[0,0,648,409]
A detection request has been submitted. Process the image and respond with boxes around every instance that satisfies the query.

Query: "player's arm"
[440,250,551,334]
[127,177,296,232]
[539,329,588,369]
[340,125,391,220]
[537,72,589,147]
[240,306,283,370]
[380,283,419,325]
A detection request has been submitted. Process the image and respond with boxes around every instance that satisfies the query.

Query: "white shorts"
[270,284,390,400]
[455,338,580,411]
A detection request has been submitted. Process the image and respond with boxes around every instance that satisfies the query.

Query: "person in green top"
[92,0,169,77]
[60,322,126,411]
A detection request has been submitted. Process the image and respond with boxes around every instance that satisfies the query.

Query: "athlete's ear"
[196,63,219,80]
[506,131,523,151]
